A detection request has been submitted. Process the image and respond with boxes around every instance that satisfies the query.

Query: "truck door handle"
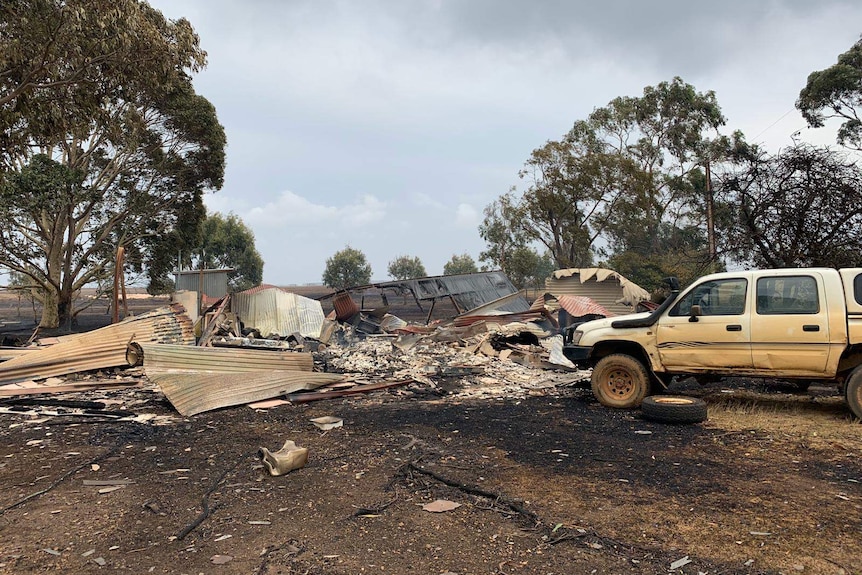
[726,325,742,332]
[803,325,820,332]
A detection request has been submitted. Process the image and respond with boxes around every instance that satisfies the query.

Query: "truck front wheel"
[846,369,862,420]
[591,354,651,409]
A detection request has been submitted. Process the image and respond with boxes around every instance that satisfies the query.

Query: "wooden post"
[112,246,125,324]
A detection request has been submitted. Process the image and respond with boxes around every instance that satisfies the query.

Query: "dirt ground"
[1,291,862,575]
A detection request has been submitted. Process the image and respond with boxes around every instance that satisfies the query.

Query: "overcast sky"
[147,0,862,285]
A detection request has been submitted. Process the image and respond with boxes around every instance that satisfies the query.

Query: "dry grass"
[703,389,862,452]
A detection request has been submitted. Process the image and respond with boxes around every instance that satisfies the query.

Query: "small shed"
[544,268,650,316]
[174,269,232,300]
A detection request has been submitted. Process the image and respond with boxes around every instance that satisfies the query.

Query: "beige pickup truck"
[562,268,862,419]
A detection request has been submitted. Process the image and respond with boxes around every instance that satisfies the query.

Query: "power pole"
[705,161,716,261]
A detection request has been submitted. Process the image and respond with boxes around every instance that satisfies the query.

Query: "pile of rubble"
[0,276,625,419]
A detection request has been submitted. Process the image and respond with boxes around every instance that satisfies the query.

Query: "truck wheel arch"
[591,342,665,388]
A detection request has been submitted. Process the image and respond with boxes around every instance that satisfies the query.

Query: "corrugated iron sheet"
[131,342,313,373]
[557,295,614,317]
[325,271,519,314]
[332,291,360,321]
[0,305,194,385]
[545,268,649,316]
[148,370,343,416]
[232,287,325,339]
[175,269,231,298]
[458,291,531,317]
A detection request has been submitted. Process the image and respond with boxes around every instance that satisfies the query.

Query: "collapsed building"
[0,269,651,418]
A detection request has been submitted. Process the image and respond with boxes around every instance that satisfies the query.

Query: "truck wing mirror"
[689,304,702,322]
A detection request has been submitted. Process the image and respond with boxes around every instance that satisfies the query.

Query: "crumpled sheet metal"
[556,295,614,318]
[259,440,308,476]
[549,267,650,306]
[232,287,326,339]
[0,304,194,386]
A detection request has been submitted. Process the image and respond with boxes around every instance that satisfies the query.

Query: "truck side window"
[756,276,819,315]
[669,278,747,317]
[854,274,862,306]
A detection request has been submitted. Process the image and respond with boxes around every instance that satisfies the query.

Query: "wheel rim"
[605,368,636,400]
[652,397,693,406]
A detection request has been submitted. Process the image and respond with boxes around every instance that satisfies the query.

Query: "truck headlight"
[569,329,583,345]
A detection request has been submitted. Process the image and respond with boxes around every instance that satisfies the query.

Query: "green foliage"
[387,255,427,280]
[718,144,862,269]
[797,36,862,150]
[478,197,528,270]
[0,0,224,326]
[188,213,264,292]
[483,77,740,285]
[443,253,479,276]
[505,247,556,290]
[0,0,207,168]
[323,246,372,289]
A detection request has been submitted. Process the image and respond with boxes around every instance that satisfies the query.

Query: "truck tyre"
[845,369,862,420]
[591,354,650,409]
[641,396,707,424]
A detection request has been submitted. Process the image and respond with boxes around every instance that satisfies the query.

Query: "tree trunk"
[39,245,63,329]
[57,288,74,328]
[39,288,60,328]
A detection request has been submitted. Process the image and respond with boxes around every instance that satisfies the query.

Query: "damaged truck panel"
[564,268,862,419]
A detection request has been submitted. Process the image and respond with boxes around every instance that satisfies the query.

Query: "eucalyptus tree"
[797,35,862,151]
[482,77,740,286]
[323,246,372,289]
[387,255,427,280]
[443,253,478,276]
[0,0,225,327]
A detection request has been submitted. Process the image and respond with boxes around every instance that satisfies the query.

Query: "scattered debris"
[210,555,233,565]
[259,440,309,476]
[422,499,462,513]
[310,416,343,430]
[670,555,693,570]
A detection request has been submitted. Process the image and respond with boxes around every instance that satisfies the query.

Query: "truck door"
[655,277,753,372]
[750,274,830,375]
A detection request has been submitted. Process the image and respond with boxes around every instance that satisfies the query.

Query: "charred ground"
[1,291,861,575]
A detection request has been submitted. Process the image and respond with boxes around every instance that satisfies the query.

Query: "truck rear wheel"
[846,369,862,420]
[591,354,650,409]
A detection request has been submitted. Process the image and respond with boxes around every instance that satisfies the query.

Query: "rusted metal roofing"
[557,295,614,318]
[232,287,325,339]
[545,268,649,316]
[0,304,194,386]
[332,291,360,321]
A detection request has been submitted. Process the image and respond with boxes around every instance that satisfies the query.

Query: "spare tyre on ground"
[641,395,707,424]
